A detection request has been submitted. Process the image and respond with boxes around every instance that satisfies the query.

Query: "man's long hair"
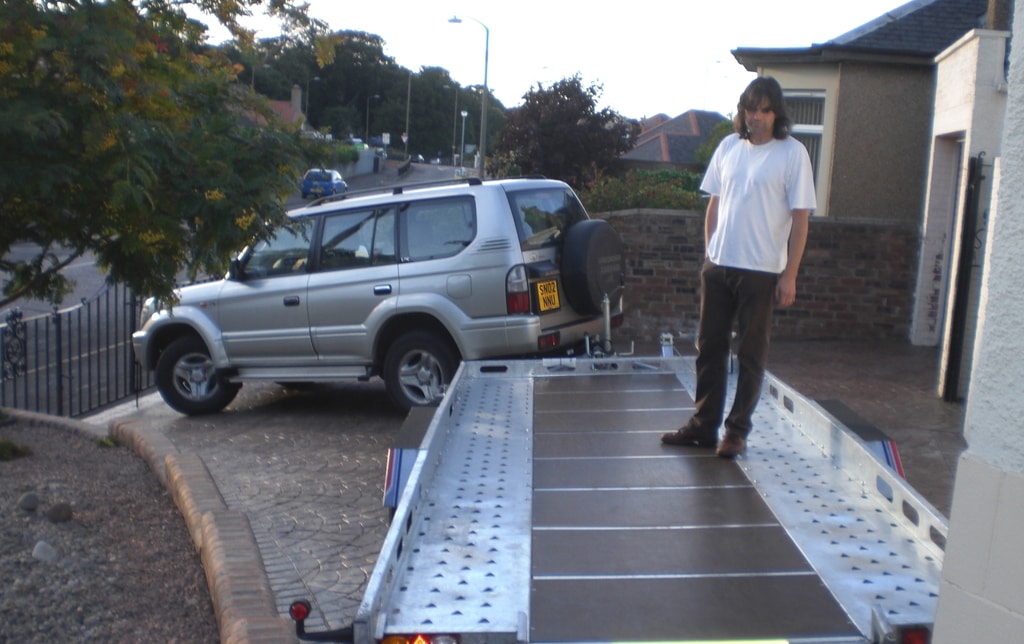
[733,76,792,141]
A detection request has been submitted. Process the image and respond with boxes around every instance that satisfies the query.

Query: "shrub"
[301,139,361,172]
[0,438,32,461]
[579,169,706,213]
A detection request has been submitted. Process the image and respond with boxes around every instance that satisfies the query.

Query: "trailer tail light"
[872,602,932,644]
[288,600,311,621]
[506,265,531,314]
[382,635,458,644]
[900,628,931,644]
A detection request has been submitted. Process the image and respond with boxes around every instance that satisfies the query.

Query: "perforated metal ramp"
[530,371,862,642]
[359,357,945,644]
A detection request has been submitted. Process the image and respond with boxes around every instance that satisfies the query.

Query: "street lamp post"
[365,93,379,144]
[404,72,411,158]
[448,15,489,179]
[450,85,459,166]
[459,110,468,173]
[305,76,320,118]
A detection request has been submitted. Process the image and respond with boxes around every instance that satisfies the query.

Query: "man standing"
[661,76,816,458]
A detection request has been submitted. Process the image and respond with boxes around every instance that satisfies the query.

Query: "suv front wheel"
[383,331,458,410]
[156,335,241,415]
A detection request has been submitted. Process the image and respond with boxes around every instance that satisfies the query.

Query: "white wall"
[911,30,1009,349]
[932,5,1024,640]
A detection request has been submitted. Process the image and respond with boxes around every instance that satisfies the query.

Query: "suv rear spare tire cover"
[560,219,625,315]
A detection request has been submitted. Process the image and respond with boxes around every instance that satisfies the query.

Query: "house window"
[785,93,824,183]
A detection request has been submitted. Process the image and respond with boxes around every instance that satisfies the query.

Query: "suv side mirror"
[228,258,246,281]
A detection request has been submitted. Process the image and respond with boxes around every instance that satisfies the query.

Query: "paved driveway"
[97,379,406,640]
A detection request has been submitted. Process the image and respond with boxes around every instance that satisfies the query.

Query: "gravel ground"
[0,414,219,643]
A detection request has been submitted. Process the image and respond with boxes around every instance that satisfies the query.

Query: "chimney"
[987,0,1012,31]
[291,84,303,115]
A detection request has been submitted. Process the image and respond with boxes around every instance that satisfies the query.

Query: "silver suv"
[132,177,625,414]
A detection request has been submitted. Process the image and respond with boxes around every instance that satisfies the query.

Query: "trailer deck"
[357,356,947,643]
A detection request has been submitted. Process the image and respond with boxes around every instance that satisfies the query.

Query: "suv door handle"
[283,296,301,306]
[373,285,392,296]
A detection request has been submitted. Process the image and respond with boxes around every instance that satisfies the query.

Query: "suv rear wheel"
[383,331,458,410]
[156,335,241,415]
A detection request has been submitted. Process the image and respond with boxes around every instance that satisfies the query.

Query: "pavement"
[62,336,968,644]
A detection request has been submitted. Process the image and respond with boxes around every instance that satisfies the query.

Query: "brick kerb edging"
[106,417,297,644]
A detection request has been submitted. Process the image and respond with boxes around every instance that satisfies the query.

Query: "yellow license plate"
[537,280,561,312]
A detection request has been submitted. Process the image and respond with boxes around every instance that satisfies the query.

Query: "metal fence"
[1,284,155,418]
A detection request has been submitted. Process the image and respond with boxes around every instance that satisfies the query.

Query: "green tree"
[0,0,319,307]
[218,29,506,163]
[695,118,735,169]
[490,76,639,188]
[311,31,402,141]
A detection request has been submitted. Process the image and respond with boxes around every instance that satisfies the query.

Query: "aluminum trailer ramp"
[356,356,946,644]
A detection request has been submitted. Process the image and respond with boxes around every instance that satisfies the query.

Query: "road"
[1,245,109,320]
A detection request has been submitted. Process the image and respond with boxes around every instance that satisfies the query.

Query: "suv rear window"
[506,188,588,250]
[400,197,475,262]
[319,208,396,270]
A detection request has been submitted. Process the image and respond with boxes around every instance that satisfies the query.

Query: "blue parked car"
[300,168,347,199]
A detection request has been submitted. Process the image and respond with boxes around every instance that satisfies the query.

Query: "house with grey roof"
[732,0,1009,401]
[620,110,728,173]
[733,0,992,224]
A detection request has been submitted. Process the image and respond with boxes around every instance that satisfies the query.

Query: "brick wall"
[598,209,919,345]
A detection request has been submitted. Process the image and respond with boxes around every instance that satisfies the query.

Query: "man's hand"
[775,274,797,307]
[776,210,809,308]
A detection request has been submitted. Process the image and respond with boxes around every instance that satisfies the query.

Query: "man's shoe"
[661,426,717,447]
[716,433,746,458]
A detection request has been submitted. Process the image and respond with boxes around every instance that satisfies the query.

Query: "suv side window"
[319,208,396,270]
[506,188,588,250]
[242,220,315,278]
[400,197,475,262]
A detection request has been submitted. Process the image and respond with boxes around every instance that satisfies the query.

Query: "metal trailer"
[305,355,947,644]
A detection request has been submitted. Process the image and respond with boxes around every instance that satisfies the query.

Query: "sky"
[205,0,913,119]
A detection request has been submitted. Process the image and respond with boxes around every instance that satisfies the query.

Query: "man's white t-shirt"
[700,133,817,274]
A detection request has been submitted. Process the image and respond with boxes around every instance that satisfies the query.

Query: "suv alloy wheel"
[382,331,459,410]
[155,335,241,415]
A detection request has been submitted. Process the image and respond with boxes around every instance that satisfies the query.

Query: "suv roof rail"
[301,176,502,208]
[299,173,552,208]
[390,176,483,195]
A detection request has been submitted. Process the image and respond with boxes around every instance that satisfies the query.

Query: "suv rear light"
[506,265,531,314]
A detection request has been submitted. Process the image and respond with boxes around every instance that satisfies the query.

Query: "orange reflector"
[382,636,458,644]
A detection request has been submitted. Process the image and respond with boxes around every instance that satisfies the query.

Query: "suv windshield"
[507,188,588,250]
